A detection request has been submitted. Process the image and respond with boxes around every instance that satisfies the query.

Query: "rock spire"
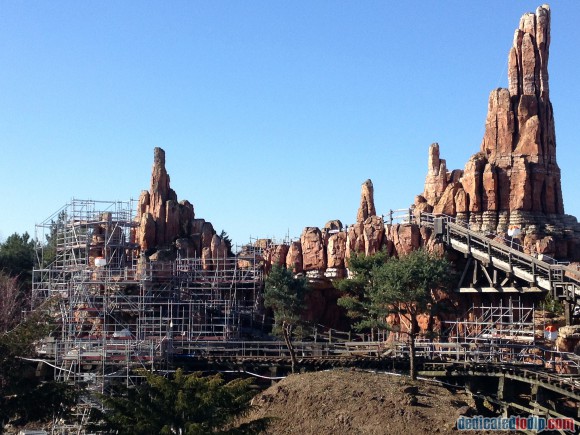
[356,179,376,223]
[418,5,579,259]
[134,147,228,265]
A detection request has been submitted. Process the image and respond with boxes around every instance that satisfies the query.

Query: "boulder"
[423,143,448,206]
[265,244,290,269]
[345,222,365,260]
[286,241,303,273]
[300,227,326,271]
[387,224,421,257]
[363,216,385,256]
[327,232,347,269]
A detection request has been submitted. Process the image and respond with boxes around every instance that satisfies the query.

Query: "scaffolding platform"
[32,199,264,394]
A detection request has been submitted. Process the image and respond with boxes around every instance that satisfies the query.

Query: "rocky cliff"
[136,6,578,269]
[259,5,578,279]
[258,179,432,282]
[416,4,580,261]
[253,4,579,329]
[130,5,579,333]
[134,147,228,266]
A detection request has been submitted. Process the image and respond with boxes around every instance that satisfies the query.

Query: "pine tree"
[93,369,268,434]
[263,265,309,374]
[0,232,35,286]
[0,299,77,431]
[335,249,452,380]
[335,250,388,330]
[369,249,452,380]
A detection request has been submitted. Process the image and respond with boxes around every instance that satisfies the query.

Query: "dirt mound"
[245,370,512,435]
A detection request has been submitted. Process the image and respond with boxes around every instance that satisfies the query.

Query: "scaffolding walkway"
[447,299,536,344]
[32,199,264,395]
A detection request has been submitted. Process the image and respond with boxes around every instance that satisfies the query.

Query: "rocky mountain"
[135,5,579,272]
[416,4,580,261]
[134,147,228,266]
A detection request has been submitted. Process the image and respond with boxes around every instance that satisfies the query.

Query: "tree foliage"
[264,265,308,329]
[0,232,35,286]
[369,249,452,326]
[0,299,77,431]
[263,265,309,373]
[41,212,64,267]
[372,249,452,379]
[92,369,268,435]
[335,249,453,380]
[335,250,388,329]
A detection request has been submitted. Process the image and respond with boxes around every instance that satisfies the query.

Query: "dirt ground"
[244,369,515,435]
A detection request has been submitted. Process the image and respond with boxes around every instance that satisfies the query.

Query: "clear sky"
[1,1,579,247]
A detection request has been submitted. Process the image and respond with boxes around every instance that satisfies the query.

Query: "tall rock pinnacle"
[480,4,562,215]
[421,6,563,221]
[147,147,178,246]
[423,143,448,205]
[134,148,230,264]
[418,5,579,259]
[357,179,376,223]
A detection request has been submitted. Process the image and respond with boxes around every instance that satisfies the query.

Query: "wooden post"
[564,300,572,326]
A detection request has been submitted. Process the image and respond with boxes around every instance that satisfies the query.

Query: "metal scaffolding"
[447,298,536,344]
[32,199,264,395]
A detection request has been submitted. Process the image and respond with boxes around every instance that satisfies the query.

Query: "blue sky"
[1,1,579,247]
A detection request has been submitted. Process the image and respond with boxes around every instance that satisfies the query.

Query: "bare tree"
[0,272,26,333]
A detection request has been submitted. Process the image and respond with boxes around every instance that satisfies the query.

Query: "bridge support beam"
[564,300,573,326]
[497,376,514,402]
[269,366,279,383]
[530,384,547,414]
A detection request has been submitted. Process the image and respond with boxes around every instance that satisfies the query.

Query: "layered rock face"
[134,147,228,264]
[260,179,431,281]
[418,5,580,260]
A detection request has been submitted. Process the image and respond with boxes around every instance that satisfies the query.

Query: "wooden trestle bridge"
[168,211,580,427]
[416,212,580,323]
[169,338,580,428]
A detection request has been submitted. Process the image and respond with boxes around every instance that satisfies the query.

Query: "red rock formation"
[258,6,580,334]
[300,227,326,271]
[286,241,303,273]
[137,212,156,252]
[345,222,365,261]
[346,180,383,260]
[356,179,376,223]
[461,153,485,213]
[135,147,228,260]
[327,232,347,269]
[413,195,432,222]
[433,183,460,216]
[419,5,579,260]
[201,246,213,270]
[387,224,421,257]
[362,216,385,256]
[266,173,427,279]
[210,234,227,259]
[481,5,562,216]
[322,220,343,246]
[423,143,448,205]
[482,163,498,212]
[264,244,290,269]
